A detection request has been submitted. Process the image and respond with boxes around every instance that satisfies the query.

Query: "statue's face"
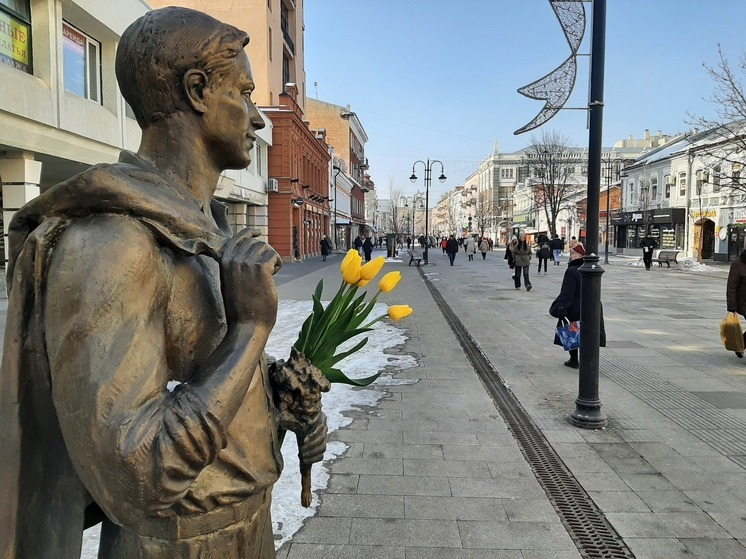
[202,51,264,170]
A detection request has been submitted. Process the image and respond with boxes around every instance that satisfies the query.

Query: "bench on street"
[407,249,423,266]
[652,249,680,267]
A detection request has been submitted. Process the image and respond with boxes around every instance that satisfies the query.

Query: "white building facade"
[0,0,274,264]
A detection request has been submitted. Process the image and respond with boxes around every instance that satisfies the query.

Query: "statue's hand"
[297,412,328,466]
[220,228,282,328]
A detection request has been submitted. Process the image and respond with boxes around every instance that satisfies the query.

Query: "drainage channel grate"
[419,269,635,559]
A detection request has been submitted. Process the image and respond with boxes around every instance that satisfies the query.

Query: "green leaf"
[313,279,324,302]
[321,366,382,386]
[295,312,315,356]
[315,336,369,370]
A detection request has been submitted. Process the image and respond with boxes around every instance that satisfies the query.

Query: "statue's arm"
[44,216,270,525]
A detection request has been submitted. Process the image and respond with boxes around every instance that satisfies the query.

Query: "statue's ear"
[183,69,209,114]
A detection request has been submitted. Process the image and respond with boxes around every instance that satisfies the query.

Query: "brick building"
[262,85,331,261]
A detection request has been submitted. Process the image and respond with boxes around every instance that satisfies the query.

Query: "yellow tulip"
[388,305,413,321]
[378,271,402,293]
[360,257,385,281]
[340,249,360,274]
[357,279,370,287]
[342,257,362,285]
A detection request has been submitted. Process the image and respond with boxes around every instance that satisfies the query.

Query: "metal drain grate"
[419,268,635,559]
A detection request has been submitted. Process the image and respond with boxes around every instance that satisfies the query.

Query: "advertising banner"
[0,11,30,73]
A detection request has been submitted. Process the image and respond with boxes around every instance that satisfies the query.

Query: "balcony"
[281,20,295,55]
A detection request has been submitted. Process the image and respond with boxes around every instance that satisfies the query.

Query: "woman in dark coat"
[726,244,746,357]
[362,236,374,262]
[445,234,459,266]
[320,235,332,261]
[504,235,516,271]
[549,243,606,368]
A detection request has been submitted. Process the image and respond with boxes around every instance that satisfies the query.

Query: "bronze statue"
[0,7,327,558]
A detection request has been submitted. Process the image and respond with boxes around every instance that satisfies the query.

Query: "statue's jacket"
[0,152,283,558]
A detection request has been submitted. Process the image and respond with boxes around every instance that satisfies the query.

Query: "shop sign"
[0,11,30,73]
[690,209,717,219]
[229,186,263,204]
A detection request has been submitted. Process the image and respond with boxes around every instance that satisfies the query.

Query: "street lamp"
[410,159,446,264]
[603,156,623,264]
[405,196,423,240]
[333,165,342,248]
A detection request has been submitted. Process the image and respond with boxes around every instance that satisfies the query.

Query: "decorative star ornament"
[514,0,586,135]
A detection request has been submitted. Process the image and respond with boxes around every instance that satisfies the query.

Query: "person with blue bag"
[548,243,606,368]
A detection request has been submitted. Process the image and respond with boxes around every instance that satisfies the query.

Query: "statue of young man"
[0,7,326,558]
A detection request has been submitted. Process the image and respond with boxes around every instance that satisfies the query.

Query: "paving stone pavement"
[275,248,746,559]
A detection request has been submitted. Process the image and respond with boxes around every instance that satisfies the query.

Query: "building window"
[282,54,290,87]
[733,163,742,186]
[651,177,658,200]
[63,22,101,104]
[268,26,272,61]
[678,172,687,196]
[713,165,721,192]
[664,175,672,199]
[0,0,31,74]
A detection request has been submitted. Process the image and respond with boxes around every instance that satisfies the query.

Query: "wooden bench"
[407,249,423,266]
[652,249,680,267]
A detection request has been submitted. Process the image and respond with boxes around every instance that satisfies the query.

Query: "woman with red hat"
[549,243,605,368]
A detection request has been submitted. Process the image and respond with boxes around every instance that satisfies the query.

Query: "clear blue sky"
[304,0,745,201]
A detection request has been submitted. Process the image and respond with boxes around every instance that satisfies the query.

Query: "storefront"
[612,208,685,254]
[724,222,746,262]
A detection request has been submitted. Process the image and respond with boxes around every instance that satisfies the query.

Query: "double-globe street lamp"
[602,156,624,264]
[404,193,424,240]
[333,165,342,249]
[410,159,446,264]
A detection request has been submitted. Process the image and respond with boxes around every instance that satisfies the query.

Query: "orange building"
[262,85,331,261]
[305,99,371,244]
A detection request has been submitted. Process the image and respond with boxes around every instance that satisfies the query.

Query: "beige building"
[0,0,275,264]
[0,0,149,262]
[148,0,307,112]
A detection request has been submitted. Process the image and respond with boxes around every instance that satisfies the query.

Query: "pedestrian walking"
[462,236,469,253]
[505,235,516,274]
[362,236,374,262]
[467,236,477,261]
[445,234,459,266]
[549,243,606,368]
[640,232,657,270]
[550,233,563,265]
[406,236,412,250]
[537,240,551,274]
[726,240,746,358]
[479,238,489,260]
[320,235,332,261]
[511,233,532,291]
[354,235,363,255]
[441,237,447,254]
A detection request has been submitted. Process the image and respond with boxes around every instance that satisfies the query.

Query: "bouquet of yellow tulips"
[270,249,413,507]
[294,249,413,386]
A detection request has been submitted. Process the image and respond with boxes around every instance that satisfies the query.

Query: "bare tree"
[524,129,582,236]
[472,189,496,239]
[688,45,746,194]
[384,186,408,237]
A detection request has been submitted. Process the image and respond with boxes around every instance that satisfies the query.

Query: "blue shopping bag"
[556,318,581,351]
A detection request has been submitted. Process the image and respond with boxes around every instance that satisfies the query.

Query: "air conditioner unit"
[267,178,279,192]
[665,177,675,186]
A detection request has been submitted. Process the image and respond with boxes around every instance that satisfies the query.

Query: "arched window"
[678,172,687,196]
[651,177,658,200]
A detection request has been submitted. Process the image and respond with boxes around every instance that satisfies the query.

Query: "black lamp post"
[603,156,622,264]
[333,165,342,248]
[410,159,446,264]
[571,0,607,429]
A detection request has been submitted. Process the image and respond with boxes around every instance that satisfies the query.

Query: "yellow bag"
[720,312,745,352]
